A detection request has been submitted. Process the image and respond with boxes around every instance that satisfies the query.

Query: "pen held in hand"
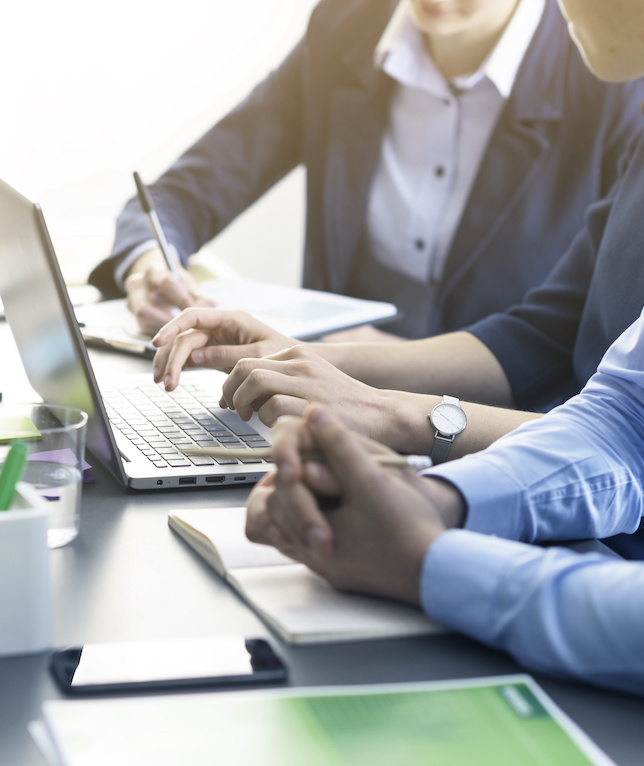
[182,446,432,470]
[133,171,182,277]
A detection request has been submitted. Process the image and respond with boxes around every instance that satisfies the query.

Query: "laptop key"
[212,409,259,436]
[168,437,194,447]
[187,455,215,466]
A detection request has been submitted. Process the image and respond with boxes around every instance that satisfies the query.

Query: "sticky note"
[0,416,42,442]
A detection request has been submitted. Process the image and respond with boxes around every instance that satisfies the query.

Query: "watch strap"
[430,434,453,464]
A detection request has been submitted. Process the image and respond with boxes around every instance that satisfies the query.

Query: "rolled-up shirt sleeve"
[421,529,644,694]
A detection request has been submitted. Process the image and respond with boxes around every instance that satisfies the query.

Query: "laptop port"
[206,475,225,484]
[178,477,197,485]
[233,476,247,482]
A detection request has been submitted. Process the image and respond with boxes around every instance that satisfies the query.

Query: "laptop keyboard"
[102,381,270,468]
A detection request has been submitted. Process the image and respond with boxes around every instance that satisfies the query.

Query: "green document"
[228,677,607,766]
[42,675,613,765]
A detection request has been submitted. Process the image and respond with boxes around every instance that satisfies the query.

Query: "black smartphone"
[50,635,288,695]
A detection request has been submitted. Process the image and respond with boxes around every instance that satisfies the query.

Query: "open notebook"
[75,279,399,357]
[168,506,443,645]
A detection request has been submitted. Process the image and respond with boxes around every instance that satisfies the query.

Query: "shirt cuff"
[113,239,182,292]
[425,455,525,539]
[420,529,533,641]
[113,240,159,291]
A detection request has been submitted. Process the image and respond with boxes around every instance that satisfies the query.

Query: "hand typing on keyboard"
[150,307,413,451]
[151,308,296,390]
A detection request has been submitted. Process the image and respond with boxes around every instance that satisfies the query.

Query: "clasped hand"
[245,405,465,606]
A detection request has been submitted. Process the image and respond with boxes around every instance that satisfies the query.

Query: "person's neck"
[425,7,518,81]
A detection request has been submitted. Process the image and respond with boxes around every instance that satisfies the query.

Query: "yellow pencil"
[181,446,432,470]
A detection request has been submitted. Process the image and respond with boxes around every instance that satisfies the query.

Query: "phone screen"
[50,636,288,694]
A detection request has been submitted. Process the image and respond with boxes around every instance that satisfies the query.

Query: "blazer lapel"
[323,21,394,293]
[440,117,554,290]
[438,0,567,296]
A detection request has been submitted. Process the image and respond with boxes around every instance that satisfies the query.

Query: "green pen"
[0,442,28,511]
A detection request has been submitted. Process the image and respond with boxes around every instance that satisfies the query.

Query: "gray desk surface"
[1,324,644,765]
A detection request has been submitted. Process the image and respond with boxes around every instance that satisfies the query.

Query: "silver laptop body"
[0,178,272,489]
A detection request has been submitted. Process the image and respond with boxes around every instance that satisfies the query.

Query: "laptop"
[0,178,273,489]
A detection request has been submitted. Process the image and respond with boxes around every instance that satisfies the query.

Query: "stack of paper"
[75,278,398,356]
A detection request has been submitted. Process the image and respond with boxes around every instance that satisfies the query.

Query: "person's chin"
[412,2,459,32]
[580,53,642,83]
[416,1,454,21]
[569,25,642,83]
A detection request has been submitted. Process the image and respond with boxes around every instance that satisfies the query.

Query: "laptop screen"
[0,178,127,484]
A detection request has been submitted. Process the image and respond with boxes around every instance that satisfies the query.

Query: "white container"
[0,482,51,657]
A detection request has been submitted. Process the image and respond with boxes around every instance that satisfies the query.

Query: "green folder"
[42,675,612,765]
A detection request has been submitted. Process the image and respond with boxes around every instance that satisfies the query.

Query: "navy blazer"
[471,133,644,411]
[91,0,644,338]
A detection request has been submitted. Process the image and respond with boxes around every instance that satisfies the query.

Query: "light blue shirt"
[420,306,644,694]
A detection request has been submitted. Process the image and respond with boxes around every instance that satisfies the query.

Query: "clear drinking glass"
[0,403,88,548]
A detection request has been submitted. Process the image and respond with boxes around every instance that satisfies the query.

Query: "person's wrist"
[423,477,467,529]
[395,522,448,607]
[308,340,349,369]
[380,391,442,453]
[125,248,167,280]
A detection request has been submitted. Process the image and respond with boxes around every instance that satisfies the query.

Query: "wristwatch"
[428,395,467,464]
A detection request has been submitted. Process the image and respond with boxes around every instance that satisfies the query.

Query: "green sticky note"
[0,415,42,442]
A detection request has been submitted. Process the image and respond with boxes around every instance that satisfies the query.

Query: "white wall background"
[0,0,319,287]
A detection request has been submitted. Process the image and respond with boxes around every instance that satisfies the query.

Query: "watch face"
[431,403,467,436]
